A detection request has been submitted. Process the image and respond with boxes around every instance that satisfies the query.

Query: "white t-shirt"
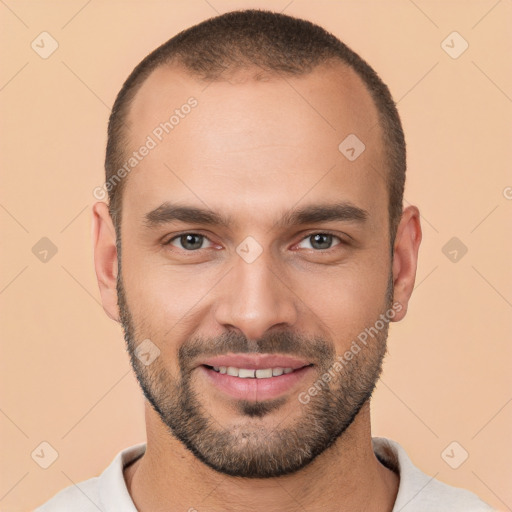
[35,437,495,511]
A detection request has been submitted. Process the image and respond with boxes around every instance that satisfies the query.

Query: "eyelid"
[293,231,346,250]
[164,232,216,249]
[163,230,349,251]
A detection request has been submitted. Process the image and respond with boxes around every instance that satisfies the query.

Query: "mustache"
[178,330,335,370]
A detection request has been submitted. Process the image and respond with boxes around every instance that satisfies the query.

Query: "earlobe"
[391,205,422,322]
[92,202,120,322]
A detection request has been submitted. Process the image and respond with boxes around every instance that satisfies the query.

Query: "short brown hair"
[105,9,405,242]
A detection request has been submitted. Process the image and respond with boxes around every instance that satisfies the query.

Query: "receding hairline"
[121,56,382,166]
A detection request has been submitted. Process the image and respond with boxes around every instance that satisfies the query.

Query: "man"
[36,9,494,512]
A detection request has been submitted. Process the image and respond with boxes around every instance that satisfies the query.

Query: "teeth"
[210,366,295,378]
[226,366,238,377]
[255,368,273,379]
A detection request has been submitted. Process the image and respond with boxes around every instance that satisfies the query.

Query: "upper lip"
[200,354,311,370]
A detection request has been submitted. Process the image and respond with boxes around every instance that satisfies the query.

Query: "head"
[93,9,421,478]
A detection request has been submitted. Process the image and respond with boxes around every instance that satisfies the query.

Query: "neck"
[124,401,399,512]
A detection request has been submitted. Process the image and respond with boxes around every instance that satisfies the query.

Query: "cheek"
[121,250,221,341]
[299,260,391,345]
[122,244,199,306]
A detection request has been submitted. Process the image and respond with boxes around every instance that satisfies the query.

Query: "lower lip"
[199,365,314,401]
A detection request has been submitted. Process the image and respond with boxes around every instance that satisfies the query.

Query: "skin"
[92,61,421,512]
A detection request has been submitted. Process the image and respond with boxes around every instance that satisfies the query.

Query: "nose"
[213,249,298,342]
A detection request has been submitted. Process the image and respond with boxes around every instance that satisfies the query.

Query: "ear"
[390,205,422,321]
[92,202,120,322]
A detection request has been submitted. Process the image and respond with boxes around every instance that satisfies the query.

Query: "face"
[115,62,397,478]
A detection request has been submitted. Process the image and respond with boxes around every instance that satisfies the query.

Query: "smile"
[199,358,314,401]
[205,365,296,378]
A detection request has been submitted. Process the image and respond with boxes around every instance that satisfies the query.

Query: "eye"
[296,233,343,251]
[166,233,214,251]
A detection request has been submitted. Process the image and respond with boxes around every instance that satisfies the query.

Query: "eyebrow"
[143,201,368,230]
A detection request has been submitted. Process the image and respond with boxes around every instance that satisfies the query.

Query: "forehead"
[122,61,387,229]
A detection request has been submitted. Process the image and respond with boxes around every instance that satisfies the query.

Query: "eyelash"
[163,231,346,252]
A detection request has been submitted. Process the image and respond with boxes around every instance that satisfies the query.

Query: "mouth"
[197,354,314,402]
[205,365,297,378]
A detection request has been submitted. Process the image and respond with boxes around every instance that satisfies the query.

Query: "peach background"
[1,0,511,510]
